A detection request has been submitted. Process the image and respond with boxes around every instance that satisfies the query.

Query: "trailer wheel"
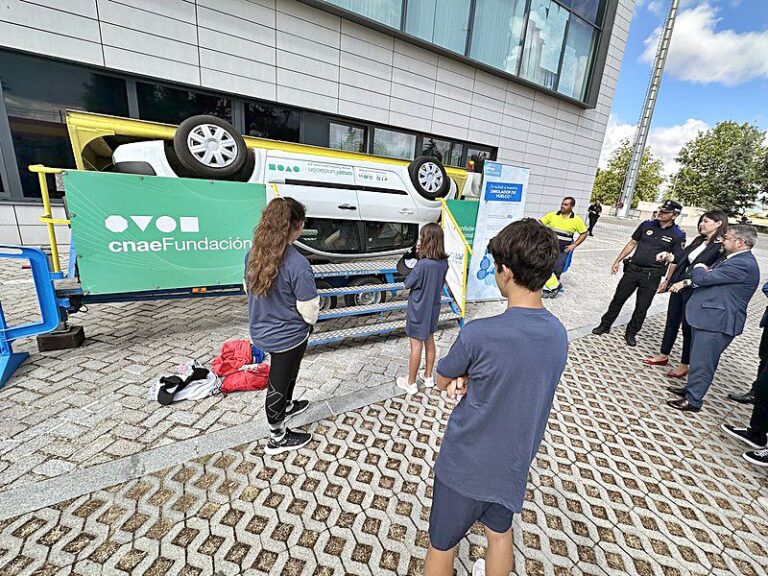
[316,280,337,312]
[174,115,247,179]
[345,276,386,307]
[408,156,450,200]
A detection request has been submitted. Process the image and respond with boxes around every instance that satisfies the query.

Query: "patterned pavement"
[1,295,767,574]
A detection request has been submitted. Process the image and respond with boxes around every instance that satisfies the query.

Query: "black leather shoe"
[727,391,755,404]
[667,386,686,396]
[625,333,637,347]
[666,398,701,412]
[592,325,610,336]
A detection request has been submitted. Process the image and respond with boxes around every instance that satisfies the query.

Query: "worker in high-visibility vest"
[540,197,589,298]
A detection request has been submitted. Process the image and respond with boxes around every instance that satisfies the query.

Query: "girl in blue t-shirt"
[245,197,319,456]
[397,223,449,394]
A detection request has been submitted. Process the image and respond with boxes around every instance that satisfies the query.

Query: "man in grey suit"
[667,225,760,412]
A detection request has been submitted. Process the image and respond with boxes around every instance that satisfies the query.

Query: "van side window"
[364,222,418,252]
[302,218,362,254]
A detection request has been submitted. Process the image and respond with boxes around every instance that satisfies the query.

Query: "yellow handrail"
[29,165,67,274]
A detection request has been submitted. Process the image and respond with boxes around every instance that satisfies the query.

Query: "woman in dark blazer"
[643,210,728,378]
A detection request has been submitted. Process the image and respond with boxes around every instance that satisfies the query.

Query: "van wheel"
[345,276,386,307]
[174,115,247,179]
[408,156,449,200]
[316,280,337,312]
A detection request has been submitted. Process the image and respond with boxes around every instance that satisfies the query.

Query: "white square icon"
[179,217,199,233]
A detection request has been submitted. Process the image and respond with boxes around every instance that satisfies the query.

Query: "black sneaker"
[285,399,309,420]
[625,333,637,347]
[743,449,768,467]
[592,325,610,336]
[265,429,311,455]
[727,391,755,404]
[721,424,767,449]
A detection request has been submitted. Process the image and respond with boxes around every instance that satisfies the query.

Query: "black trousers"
[749,359,768,439]
[588,215,599,234]
[659,289,693,364]
[751,327,768,392]
[266,338,308,426]
[552,240,572,278]
[599,269,662,335]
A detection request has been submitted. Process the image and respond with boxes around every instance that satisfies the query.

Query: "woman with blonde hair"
[245,197,319,455]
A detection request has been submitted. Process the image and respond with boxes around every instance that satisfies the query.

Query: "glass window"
[469,0,528,74]
[364,222,418,253]
[557,17,597,100]
[372,128,416,160]
[329,122,366,153]
[421,137,463,167]
[405,0,472,54]
[466,147,492,172]
[0,50,128,198]
[302,218,362,254]
[571,0,604,25]
[244,102,300,142]
[519,0,570,91]
[324,0,403,29]
[136,82,231,125]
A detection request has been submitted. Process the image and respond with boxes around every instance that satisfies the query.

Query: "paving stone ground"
[1,217,768,574]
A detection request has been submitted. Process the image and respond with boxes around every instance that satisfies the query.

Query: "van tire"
[174,115,247,179]
[344,276,386,307]
[316,280,337,312]
[408,156,450,200]
[226,148,256,182]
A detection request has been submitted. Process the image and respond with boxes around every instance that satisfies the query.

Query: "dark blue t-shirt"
[435,306,568,512]
[246,245,318,353]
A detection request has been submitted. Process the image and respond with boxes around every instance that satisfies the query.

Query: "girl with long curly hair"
[245,197,319,455]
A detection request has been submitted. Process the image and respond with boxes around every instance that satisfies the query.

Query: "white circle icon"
[155,216,177,233]
[105,215,128,233]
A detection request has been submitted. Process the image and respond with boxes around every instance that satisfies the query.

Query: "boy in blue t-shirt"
[425,218,569,576]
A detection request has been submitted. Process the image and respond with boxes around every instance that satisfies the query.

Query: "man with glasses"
[667,225,760,412]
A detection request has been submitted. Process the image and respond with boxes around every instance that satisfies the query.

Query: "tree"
[591,139,664,207]
[669,122,767,216]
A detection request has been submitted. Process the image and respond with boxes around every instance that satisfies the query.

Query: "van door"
[354,167,419,225]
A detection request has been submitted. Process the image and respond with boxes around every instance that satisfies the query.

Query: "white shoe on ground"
[419,371,435,387]
[472,558,486,576]
[396,376,418,394]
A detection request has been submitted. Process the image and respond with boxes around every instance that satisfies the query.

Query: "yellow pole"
[31,166,62,273]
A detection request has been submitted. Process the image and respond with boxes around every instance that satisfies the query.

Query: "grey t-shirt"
[435,307,568,512]
[246,245,318,353]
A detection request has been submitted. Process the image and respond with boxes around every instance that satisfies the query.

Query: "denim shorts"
[428,476,514,551]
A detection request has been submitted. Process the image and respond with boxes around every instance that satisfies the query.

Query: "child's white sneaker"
[396,376,418,394]
[472,559,485,576]
[419,371,435,387]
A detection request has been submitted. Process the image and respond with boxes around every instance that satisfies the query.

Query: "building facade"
[0,0,634,245]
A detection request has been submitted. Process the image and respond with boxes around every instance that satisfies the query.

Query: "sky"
[599,0,768,181]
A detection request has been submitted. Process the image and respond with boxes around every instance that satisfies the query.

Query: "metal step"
[317,282,404,297]
[312,259,399,279]
[319,297,452,321]
[309,312,460,348]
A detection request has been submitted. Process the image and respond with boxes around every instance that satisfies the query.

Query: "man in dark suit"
[667,225,760,412]
[587,200,602,236]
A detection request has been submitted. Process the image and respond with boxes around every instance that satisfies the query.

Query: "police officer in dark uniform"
[592,200,686,347]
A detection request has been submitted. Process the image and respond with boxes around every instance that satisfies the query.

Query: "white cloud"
[599,115,709,180]
[641,3,768,86]
[648,1,664,15]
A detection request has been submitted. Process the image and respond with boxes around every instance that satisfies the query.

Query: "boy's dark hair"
[488,218,559,291]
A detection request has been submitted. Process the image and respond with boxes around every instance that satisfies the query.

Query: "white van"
[111,115,457,261]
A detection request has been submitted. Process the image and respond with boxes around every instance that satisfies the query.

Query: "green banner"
[446,199,479,245]
[65,171,267,295]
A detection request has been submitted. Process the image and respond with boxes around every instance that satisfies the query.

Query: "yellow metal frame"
[29,165,69,273]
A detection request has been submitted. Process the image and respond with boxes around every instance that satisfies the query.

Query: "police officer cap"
[658,200,682,214]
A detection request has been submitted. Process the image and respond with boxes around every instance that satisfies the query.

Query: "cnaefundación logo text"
[103,215,252,254]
